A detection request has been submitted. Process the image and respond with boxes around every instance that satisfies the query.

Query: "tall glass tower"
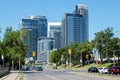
[37,37,55,64]
[48,22,61,49]
[21,15,47,62]
[61,4,88,47]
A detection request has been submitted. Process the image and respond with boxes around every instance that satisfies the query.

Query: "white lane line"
[45,75,56,79]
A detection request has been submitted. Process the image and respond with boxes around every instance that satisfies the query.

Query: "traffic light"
[68,49,71,54]
[86,54,89,59]
[61,55,64,59]
[32,51,36,57]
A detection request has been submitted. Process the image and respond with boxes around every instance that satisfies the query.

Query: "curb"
[15,72,23,80]
[0,71,19,80]
[0,74,9,80]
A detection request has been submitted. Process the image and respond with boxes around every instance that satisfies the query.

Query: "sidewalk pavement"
[0,71,19,80]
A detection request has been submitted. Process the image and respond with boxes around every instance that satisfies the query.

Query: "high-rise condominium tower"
[61,4,88,47]
[48,22,61,49]
[21,15,47,62]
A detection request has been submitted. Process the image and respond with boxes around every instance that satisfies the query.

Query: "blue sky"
[0,0,120,41]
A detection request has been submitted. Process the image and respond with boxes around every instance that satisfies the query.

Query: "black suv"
[88,67,98,73]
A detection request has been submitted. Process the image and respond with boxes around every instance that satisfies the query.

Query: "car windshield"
[104,68,108,69]
[99,68,102,69]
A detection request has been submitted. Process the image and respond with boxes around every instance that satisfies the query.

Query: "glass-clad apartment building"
[21,15,47,62]
[61,4,88,47]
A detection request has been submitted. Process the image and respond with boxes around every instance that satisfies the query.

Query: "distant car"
[108,66,120,75]
[22,66,31,71]
[31,66,36,70]
[98,67,108,74]
[53,66,57,69]
[88,67,98,73]
[53,63,57,69]
[103,60,113,63]
[35,66,43,71]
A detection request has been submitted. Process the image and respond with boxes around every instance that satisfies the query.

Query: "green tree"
[109,38,120,60]
[92,27,114,62]
[69,42,79,66]
[2,27,27,68]
[49,50,56,63]
[77,41,92,65]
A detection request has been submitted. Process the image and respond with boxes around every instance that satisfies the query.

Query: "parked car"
[88,67,98,73]
[98,67,108,74]
[108,66,120,75]
[35,66,43,71]
[31,66,36,70]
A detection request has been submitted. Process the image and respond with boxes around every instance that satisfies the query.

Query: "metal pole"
[70,53,71,69]
[68,49,72,69]
[0,28,1,68]
[0,28,4,68]
[1,55,4,68]
[19,23,22,72]
[3,57,4,68]
[19,57,20,72]
[81,53,82,66]
[113,50,115,66]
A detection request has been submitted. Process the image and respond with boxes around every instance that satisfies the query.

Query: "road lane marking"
[45,75,56,79]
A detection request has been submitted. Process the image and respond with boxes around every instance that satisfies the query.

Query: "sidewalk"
[0,71,19,80]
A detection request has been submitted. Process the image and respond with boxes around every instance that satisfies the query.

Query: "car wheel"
[90,71,92,73]
[115,73,117,75]
[112,72,114,75]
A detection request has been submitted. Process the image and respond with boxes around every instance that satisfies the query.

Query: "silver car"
[98,67,108,74]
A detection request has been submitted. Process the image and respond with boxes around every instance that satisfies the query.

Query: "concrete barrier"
[0,68,10,78]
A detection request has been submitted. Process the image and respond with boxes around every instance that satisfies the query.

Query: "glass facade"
[61,4,88,47]
[21,15,47,61]
[48,22,61,49]
[37,37,55,64]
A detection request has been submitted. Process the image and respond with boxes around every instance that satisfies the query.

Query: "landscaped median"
[72,63,113,70]
[69,63,120,80]
[15,72,23,80]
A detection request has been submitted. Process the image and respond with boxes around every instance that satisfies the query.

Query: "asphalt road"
[23,69,120,80]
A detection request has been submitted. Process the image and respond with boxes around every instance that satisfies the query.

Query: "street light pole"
[0,28,4,68]
[113,50,115,66]
[19,23,23,72]
[115,30,120,39]
[81,52,82,66]
[68,49,72,69]
[0,27,1,68]
[1,54,4,68]
[70,53,71,68]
